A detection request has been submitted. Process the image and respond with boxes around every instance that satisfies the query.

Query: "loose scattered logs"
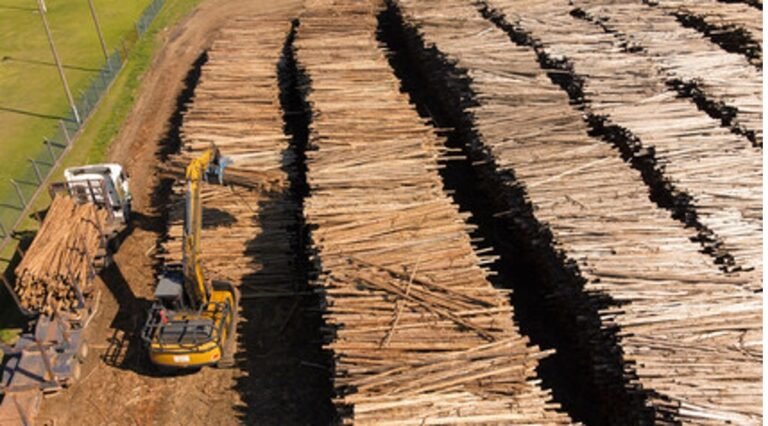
[14,195,107,315]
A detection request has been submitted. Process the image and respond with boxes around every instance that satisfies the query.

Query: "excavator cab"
[142,269,238,369]
[141,145,239,370]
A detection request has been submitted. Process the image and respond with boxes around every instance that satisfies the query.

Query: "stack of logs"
[157,13,345,423]
[395,0,762,423]
[490,0,763,287]
[654,0,762,67]
[296,0,569,423]
[573,0,763,147]
[14,195,107,315]
[157,17,296,298]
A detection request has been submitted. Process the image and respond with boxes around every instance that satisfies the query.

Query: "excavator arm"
[182,145,227,308]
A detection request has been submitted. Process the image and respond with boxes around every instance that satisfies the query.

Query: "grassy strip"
[0,0,202,335]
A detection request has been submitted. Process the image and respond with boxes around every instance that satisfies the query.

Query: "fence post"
[44,139,57,165]
[29,158,43,184]
[10,180,26,208]
[121,41,128,62]
[13,242,25,264]
[60,120,71,145]
[113,48,122,69]
[14,242,25,260]
[79,90,89,117]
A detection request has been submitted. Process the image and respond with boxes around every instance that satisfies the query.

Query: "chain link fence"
[0,0,166,266]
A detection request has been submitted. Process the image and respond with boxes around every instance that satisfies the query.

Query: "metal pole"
[36,0,81,124]
[11,180,26,208]
[60,120,71,145]
[11,396,31,426]
[87,0,110,67]
[80,90,89,116]
[121,40,128,62]
[44,139,57,165]
[29,158,43,184]
[15,243,25,260]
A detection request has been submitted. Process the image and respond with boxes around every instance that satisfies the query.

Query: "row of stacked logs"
[394,0,762,423]
[295,1,570,424]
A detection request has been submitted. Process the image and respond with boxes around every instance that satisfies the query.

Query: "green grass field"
[0,0,152,228]
[0,0,153,175]
[0,0,202,338]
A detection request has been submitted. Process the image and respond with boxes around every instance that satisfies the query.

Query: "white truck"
[60,163,132,225]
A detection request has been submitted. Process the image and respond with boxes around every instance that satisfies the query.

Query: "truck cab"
[60,164,132,224]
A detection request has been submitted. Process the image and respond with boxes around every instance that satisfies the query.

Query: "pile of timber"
[395,0,762,423]
[295,0,569,423]
[14,194,107,315]
[157,17,297,297]
[655,0,762,67]
[573,0,763,147]
[487,0,762,287]
[158,14,342,423]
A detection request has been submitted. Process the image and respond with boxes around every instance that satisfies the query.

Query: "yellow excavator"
[141,145,239,370]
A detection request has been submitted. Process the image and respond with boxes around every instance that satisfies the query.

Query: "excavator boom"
[182,147,221,308]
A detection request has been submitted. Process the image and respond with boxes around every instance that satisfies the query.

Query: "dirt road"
[39,1,305,424]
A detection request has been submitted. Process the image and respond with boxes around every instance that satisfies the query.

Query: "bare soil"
[38,1,305,425]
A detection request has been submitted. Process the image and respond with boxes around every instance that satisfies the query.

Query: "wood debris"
[14,195,107,315]
[296,0,569,424]
[395,0,762,423]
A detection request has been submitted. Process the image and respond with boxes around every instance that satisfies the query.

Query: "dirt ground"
[38,1,309,425]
